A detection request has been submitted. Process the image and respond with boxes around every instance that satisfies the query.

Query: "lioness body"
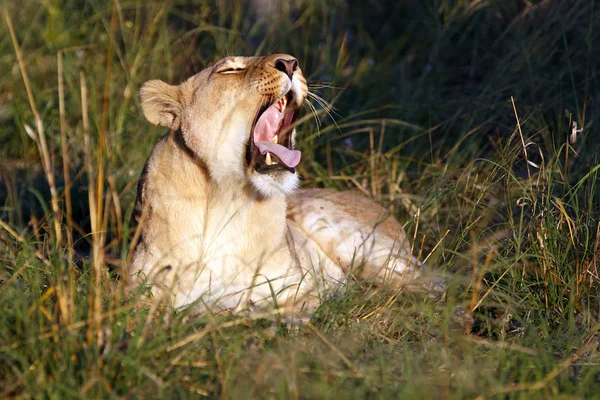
[129,55,418,315]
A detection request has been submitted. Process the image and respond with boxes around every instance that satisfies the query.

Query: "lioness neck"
[148,131,289,259]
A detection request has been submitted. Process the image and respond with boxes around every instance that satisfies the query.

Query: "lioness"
[129,54,421,316]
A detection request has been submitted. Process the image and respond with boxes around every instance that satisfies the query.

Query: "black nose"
[274,58,298,79]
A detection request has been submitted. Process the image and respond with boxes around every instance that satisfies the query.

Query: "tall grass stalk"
[4,10,62,247]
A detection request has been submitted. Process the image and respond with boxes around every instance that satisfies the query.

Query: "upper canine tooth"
[271,135,278,144]
[265,152,273,165]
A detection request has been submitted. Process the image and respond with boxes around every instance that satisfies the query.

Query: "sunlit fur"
[130,55,422,316]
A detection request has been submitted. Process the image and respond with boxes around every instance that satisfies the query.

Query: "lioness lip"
[248,90,299,174]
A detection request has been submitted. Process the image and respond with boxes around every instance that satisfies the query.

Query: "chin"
[249,170,299,198]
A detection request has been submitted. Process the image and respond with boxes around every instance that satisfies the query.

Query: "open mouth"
[247,91,300,174]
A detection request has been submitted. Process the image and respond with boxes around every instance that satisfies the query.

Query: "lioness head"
[140,54,308,197]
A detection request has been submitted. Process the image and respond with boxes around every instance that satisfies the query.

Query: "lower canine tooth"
[271,135,278,143]
[265,152,273,165]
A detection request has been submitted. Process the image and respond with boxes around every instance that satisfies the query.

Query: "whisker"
[308,81,342,90]
[305,99,322,127]
[306,90,342,133]
[307,91,338,115]
[302,99,322,134]
[310,95,340,122]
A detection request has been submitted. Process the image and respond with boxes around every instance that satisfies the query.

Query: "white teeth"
[275,96,288,112]
[271,135,278,144]
[265,152,278,166]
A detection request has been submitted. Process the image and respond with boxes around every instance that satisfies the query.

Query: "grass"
[1,0,599,398]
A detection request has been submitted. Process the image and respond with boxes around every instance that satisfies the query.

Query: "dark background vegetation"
[1,0,599,398]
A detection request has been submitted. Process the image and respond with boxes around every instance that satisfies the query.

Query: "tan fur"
[129,55,421,316]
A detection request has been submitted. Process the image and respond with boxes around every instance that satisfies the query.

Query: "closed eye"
[218,67,246,74]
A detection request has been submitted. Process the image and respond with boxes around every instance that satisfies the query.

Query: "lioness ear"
[140,79,193,129]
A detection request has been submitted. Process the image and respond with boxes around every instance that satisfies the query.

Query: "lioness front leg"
[331,228,420,281]
[287,188,420,284]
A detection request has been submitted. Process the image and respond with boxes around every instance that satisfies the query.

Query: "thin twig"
[107,175,123,246]
[306,322,362,377]
[58,50,73,243]
[511,97,532,190]
[421,229,449,265]
[58,50,75,325]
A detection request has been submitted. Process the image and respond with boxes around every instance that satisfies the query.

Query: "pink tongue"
[253,102,301,168]
[256,141,301,168]
[254,105,283,142]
